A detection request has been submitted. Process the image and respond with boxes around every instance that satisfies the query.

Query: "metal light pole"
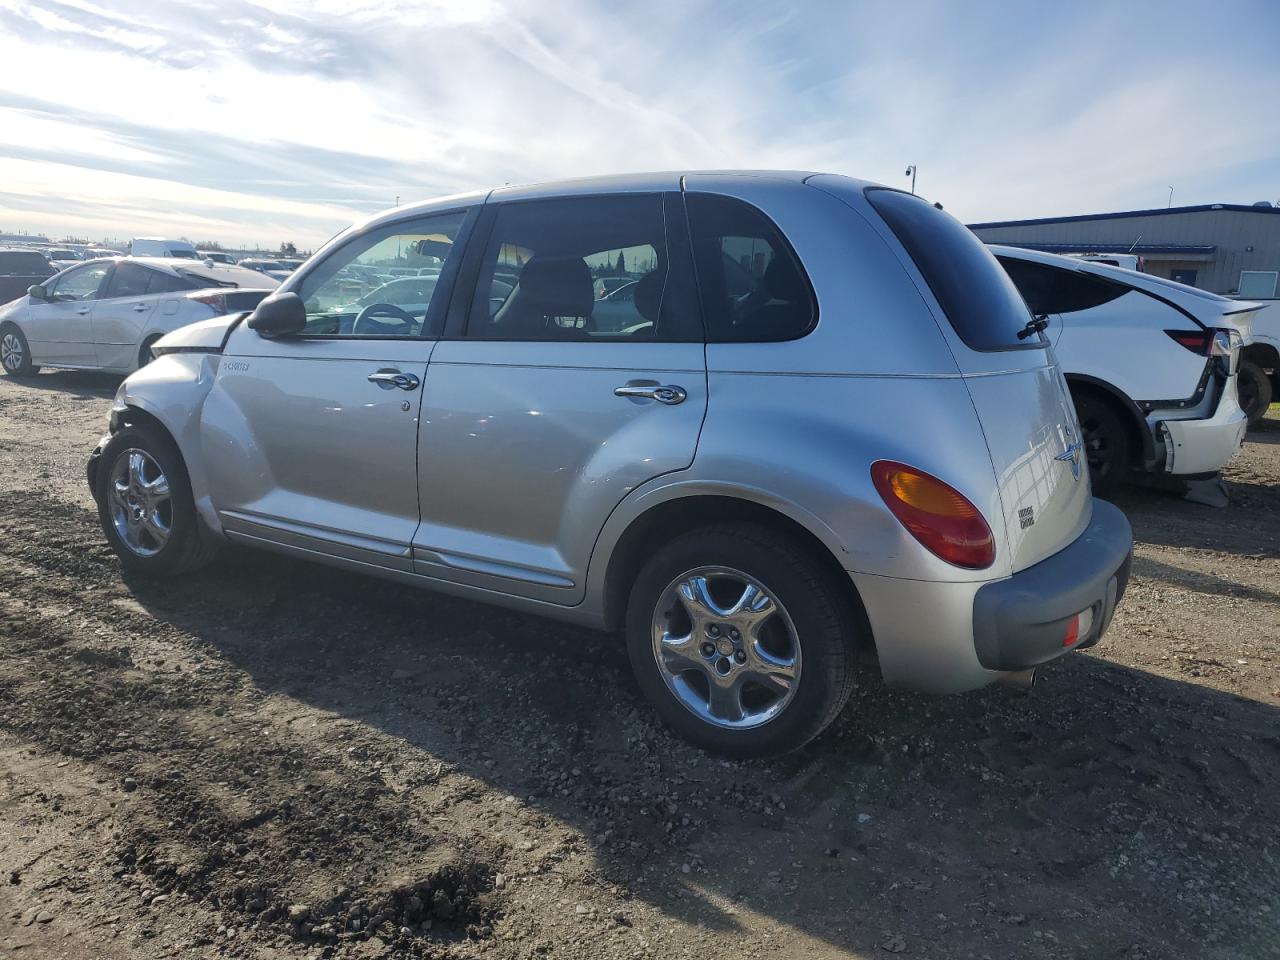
[1167,186,1174,208]
[905,165,917,195]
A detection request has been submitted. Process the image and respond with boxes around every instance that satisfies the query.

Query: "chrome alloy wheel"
[0,332,22,372]
[107,448,172,557]
[650,566,801,729]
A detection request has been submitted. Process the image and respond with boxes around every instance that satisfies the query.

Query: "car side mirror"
[247,292,306,338]
[27,284,47,301]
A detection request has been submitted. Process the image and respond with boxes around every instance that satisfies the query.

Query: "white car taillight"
[188,292,228,314]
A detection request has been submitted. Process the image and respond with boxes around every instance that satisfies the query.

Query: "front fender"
[114,353,222,536]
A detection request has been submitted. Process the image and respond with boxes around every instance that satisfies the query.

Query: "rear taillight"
[871,461,995,569]
[1165,328,1239,357]
[189,292,228,313]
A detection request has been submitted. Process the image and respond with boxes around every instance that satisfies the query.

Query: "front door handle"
[132,304,149,313]
[614,383,687,405]
[76,307,90,316]
[368,370,420,391]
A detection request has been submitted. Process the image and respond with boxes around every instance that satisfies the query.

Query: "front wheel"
[1237,361,1273,426]
[625,524,860,758]
[95,423,219,575]
[0,324,39,377]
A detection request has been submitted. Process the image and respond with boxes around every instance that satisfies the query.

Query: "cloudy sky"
[0,0,1277,249]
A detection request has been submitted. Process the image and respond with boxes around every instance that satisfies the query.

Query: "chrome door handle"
[614,383,687,405]
[368,370,420,390]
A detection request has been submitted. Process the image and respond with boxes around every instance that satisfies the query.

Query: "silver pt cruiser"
[87,172,1133,757]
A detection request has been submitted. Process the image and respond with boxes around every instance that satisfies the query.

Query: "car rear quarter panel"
[610,176,1017,583]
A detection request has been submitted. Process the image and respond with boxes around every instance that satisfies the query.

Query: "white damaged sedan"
[0,258,276,377]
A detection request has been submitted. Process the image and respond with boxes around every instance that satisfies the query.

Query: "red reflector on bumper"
[1063,613,1081,647]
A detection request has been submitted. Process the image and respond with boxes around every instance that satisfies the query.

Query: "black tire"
[95,421,219,576]
[1237,360,1273,426]
[1073,392,1131,498]
[0,323,39,377]
[625,523,861,758]
[138,335,162,370]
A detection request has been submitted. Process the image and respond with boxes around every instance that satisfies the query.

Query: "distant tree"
[615,250,626,276]
[192,240,225,251]
[279,241,298,257]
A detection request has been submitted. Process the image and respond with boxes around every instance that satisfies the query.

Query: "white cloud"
[0,0,1276,245]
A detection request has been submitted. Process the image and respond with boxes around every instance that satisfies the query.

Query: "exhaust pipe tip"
[996,668,1037,690]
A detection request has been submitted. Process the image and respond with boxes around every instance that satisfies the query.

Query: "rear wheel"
[0,324,38,377]
[625,523,859,758]
[1073,392,1131,497]
[95,422,219,575]
[1237,361,1272,426]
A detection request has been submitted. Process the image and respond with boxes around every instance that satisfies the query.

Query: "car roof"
[357,170,848,233]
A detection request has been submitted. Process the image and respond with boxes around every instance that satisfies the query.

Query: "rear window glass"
[866,189,1036,351]
[0,251,52,274]
[685,194,815,342]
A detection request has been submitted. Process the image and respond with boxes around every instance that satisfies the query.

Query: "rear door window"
[102,262,153,299]
[466,193,699,342]
[866,188,1035,351]
[685,194,815,342]
[148,271,199,295]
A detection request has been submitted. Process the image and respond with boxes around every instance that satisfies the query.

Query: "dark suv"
[0,250,55,304]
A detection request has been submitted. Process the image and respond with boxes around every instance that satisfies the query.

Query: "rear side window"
[103,263,152,298]
[866,189,1034,351]
[149,271,200,294]
[467,194,698,342]
[997,258,1128,316]
[685,194,815,342]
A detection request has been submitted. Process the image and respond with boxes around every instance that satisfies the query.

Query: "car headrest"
[516,255,593,318]
[763,256,804,303]
[633,271,663,324]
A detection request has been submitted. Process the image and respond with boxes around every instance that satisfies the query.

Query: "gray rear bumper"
[972,499,1133,671]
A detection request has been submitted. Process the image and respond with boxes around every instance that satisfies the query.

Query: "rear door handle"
[76,307,90,316]
[132,304,149,313]
[614,383,687,405]
[368,370,420,391]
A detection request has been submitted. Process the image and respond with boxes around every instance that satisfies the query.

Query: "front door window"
[295,211,468,337]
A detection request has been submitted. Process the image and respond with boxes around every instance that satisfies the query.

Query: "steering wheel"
[352,303,417,336]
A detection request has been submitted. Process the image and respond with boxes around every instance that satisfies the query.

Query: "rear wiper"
[1017,314,1050,340]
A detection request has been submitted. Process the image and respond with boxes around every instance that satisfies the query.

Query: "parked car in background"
[237,258,293,282]
[0,258,274,377]
[198,251,237,265]
[87,172,1132,757]
[1238,309,1279,424]
[993,246,1262,494]
[84,248,121,260]
[44,248,83,269]
[0,249,55,304]
[1067,252,1146,272]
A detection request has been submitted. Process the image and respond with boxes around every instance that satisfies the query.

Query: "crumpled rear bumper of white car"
[1157,373,1248,476]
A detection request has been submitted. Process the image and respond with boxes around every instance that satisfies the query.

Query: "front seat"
[492,256,594,337]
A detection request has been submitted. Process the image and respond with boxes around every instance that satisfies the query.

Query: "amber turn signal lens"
[871,461,995,569]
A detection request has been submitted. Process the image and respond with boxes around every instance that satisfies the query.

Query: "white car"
[993,246,1264,496]
[0,258,276,377]
[130,237,199,259]
[1239,310,1279,424]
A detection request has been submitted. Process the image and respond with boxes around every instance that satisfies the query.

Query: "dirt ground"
[0,370,1277,960]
